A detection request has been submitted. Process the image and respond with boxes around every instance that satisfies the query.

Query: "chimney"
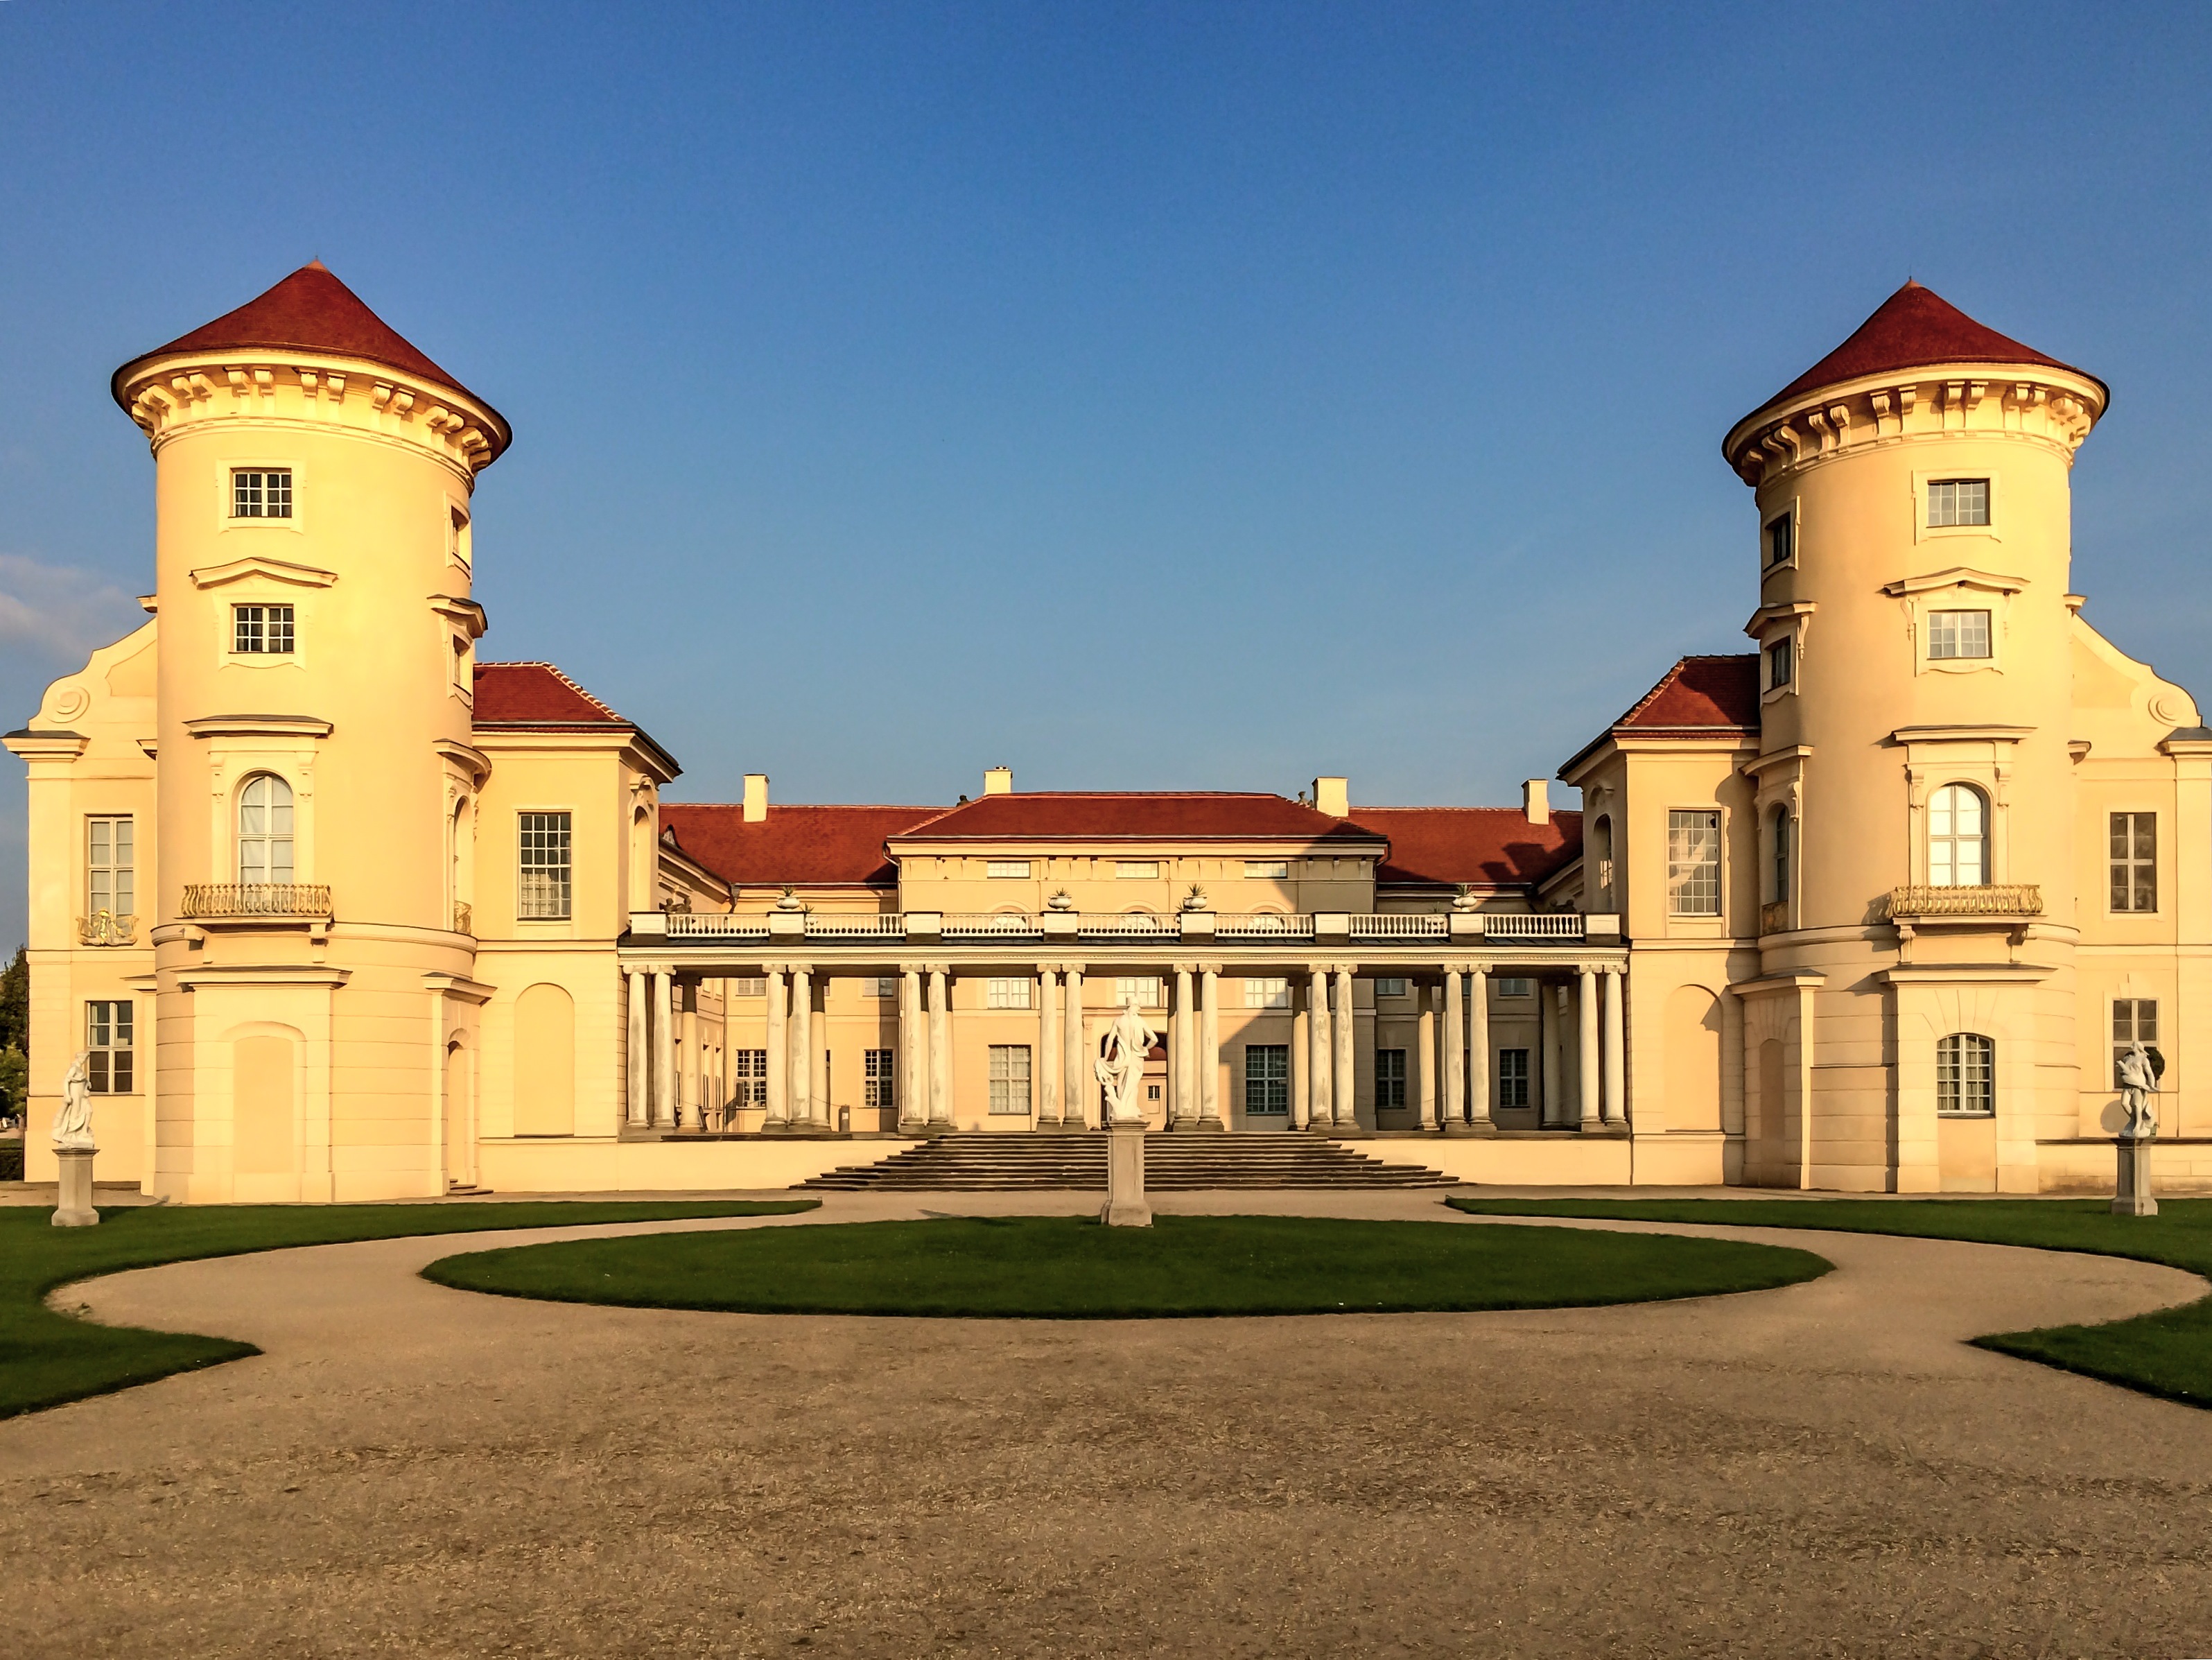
[1523,779,1550,824]
[1312,776,1349,818]
[984,766,1013,796]
[743,773,769,824]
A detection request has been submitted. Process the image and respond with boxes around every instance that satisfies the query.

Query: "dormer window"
[234,604,295,655]
[1765,512,1794,568]
[1927,479,1989,528]
[232,469,293,519]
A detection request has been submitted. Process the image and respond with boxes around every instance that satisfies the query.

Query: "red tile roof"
[1352,807,1583,890]
[1756,281,2095,415]
[891,792,1384,842]
[661,804,944,888]
[473,662,626,725]
[112,262,505,436]
[1617,655,1761,732]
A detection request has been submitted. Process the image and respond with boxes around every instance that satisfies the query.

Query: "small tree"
[0,1046,25,1122]
[0,945,25,1052]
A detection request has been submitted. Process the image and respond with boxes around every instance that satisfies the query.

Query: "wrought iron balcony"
[1882,883,2043,920]
[77,911,138,946]
[181,883,333,919]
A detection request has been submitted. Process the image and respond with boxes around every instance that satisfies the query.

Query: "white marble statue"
[2118,1040,2159,1140]
[1094,996,1158,1126]
[52,1050,96,1150]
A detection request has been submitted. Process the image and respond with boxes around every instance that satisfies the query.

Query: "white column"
[1440,967,1465,1132]
[1578,966,1601,1131]
[898,967,924,1130]
[1469,966,1491,1127]
[765,965,789,1130]
[787,966,814,1130]
[1172,965,1195,1127]
[1038,967,1061,1127]
[1291,993,1312,1130]
[1063,967,1086,1127]
[1198,965,1221,1127]
[1540,983,1563,1127]
[928,967,952,1125]
[1413,990,1434,1131]
[1307,967,1332,1127]
[1332,967,1355,1130]
[652,969,675,1127]
[1603,965,1626,1125]
[625,967,648,1126]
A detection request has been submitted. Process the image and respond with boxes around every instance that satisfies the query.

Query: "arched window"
[1592,814,1614,904]
[1770,807,1791,905]
[1928,784,1987,887]
[237,775,295,885]
[1937,1032,1995,1116]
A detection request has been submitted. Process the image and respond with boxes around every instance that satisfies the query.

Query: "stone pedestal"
[1101,1123,1151,1228]
[52,1145,100,1228]
[2112,1134,2158,1217]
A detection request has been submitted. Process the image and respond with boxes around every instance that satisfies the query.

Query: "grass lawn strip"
[422,1213,1831,1319]
[1,1199,815,1421]
[1449,1195,2212,1408]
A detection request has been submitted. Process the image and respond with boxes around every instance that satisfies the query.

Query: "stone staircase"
[796,1132,1462,1192]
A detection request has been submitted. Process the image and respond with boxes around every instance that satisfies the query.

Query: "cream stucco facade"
[10,269,2209,1198]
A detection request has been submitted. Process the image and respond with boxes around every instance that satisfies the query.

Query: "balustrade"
[1349,914,1447,940]
[1481,912,1585,940]
[180,883,333,919]
[943,913,1044,941]
[1215,913,1315,940]
[804,913,907,940]
[667,911,772,939]
[1076,913,1179,940]
[1883,883,2043,919]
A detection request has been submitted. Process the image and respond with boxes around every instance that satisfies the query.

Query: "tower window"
[1927,479,1989,528]
[1766,637,1793,690]
[237,774,295,884]
[1927,784,1987,888]
[232,469,293,519]
[2110,813,2157,913]
[1765,513,1794,567]
[233,605,295,655]
[1927,610,1991,660]
[518,811,573,919]
[1936,1032,1995,1116]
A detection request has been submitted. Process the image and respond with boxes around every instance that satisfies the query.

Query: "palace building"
[10,266,2211,1200]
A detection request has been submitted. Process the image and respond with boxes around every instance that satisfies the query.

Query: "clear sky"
[3,3,2210,949]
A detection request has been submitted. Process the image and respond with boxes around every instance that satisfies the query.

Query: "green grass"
[1448,1195,2212,1408]
[421,1213,1831,1319]
[0,1198,815,1420]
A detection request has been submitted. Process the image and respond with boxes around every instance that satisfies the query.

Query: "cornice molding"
[189,554,340,590]
[1879,566,2028,598]
[184,714,334,739]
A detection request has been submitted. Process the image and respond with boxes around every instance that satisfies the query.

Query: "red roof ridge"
[1614,654,1760,730]
[473,660,627,723]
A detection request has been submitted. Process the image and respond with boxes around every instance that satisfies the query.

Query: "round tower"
[113,263,510,1201]
[1721,282,2105,1192]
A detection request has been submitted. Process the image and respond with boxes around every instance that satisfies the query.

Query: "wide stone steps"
[796,1132,1461,1191]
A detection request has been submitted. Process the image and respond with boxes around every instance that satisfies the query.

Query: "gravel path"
[3,1191,2209,1658]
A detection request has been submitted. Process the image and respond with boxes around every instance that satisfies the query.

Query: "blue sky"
[3,3,2210,948]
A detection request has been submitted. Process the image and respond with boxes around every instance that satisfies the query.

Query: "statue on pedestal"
[1094,996,1158,1126]
[2118,1041,2159,1140]
[52,1051,96,1151]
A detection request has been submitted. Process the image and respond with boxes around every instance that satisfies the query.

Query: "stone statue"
[1093,996,1158,1126]
[52,1051,96,1150]
[2118,1041,2159,1140]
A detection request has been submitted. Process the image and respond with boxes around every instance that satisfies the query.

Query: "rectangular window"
[986,861,1031,879]
[1766,512,1793,567]
[1244,1044,1290,1115]
[1937,1033,1996,1116]
[1497,1048,1531,1108]
[862,976,898,998]
[987,1044,1032,1115]
[1766,637,1793,689]
[985,976,1033,1010]
[86,816,134,921]
[85,1001,133,1093]
[864,1048,896,1110]
[1927,478,1990,528]
[1375,977,1407,999]
[517,811,573,919]
[232,468,293,519]
[1116,861,1160,880]
[2110,813,2157,913]
[1927,609,1992,661]
[1495,977,1533,999]
[729,977,766,998]
[1666,810,1722,917]
[232,604,296,655]
[1116,976,1163,1008]
[1244,861,1290,880]
[1375,1048,1407,1109]
[731,1049,768,1107]
[2112,998,2159,1089]
[1243,976,1290,1010]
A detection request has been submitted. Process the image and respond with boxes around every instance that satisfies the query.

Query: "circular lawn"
[422,1213,1829,1319]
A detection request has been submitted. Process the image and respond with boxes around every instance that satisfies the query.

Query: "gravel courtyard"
[3,1191,2209,1659]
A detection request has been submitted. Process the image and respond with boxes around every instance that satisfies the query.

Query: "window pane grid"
[1243,976,1289,1010]
[232,604,297,654]
[1497,1049,1531,1108]
[1115,976,1162,1008]
[2109,812,2157,912]
[864,1048,896,1109]
[732,1049,768,1107]
[518,812,573,919]
[1928,785,1986,888]
[1928,478,1989,528]
[1666,810,1721,915]
[1936,1032,1995,1116]
[238,775,295,884]
[1375,1048,1407,1109]
[1243,1044,1289,1114]
[232,469,293,519]
[1927,609,1991,660]
[87,815,134,917]
[987,1044,1032,1114]
[85,1000,133,1093]
[985,977,1033,1010]
[2112,999,2160,1088]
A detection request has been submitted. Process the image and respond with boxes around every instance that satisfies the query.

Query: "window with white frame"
[1495,977,1533,999]
[1936,1032,1995,1116]
[864,1048,896,1110]
[729,977,766,998]
[1116,861,1160,879]
[232,604,296,655]
[1770,808,1791,908]
[1927,478,1990,528]
[1375,1048,1407,1109]
[518,811,573,919]
[1244,1044,1289,1114]
[2110,813,2157,913]
[1375,977,1408,998]
[85,1001,133,1093]
[986,861,1030,879]
[1927,609,1991,660]
[987,1044,1032,1114]
[1244,861,1289,880]
[2112,1000,2161,1089]
[1243,976,1290,1010]
[232,468,293,519]
[1497,1048,1531,1107]
[1766,637,1793,691]
[986,976,1033,1010]
[1765,512,1794,567]
[731,1049,767,1107]
[86,816,134,922]
[1928,785,1987,888]
[863,976,898,998]
[1115,976,1163,1008]
[1666,810,1721,916]
[237,775,295,885]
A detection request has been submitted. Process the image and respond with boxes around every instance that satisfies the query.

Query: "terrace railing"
[180,883,333,919]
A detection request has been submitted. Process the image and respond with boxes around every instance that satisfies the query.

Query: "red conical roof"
[1756,281,2096,414]
[113,262,491,412]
